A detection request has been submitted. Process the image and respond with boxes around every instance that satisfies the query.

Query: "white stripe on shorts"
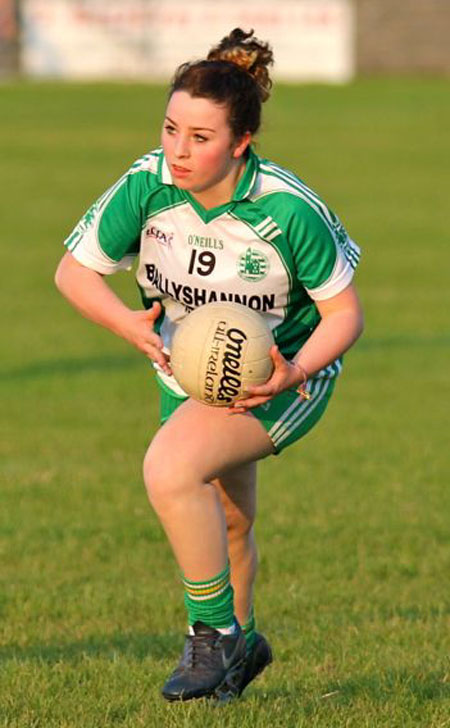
[268,379,318,441]
[269,379,332,449]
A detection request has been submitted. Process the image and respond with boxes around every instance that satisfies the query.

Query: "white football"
[171,302,275,406]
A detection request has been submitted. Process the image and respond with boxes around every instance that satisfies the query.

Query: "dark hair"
[169,28,274,139]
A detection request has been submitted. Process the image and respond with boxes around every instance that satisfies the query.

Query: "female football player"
[55,28,364,701]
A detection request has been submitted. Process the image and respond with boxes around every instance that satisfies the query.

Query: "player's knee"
[143,450,175,507]
[143,447,195,511]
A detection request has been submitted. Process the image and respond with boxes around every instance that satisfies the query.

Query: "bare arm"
[55,252,170,372]
[234,282,364,409]
[292,283,364,376]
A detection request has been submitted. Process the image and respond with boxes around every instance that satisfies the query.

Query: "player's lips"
[171,164,191,178]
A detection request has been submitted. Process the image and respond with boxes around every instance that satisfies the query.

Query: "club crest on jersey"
[237,248,269,283]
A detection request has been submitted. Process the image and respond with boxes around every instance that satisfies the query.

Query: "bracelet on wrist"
[291,362,311,400]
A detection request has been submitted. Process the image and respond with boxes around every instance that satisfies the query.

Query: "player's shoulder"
[116,147,169,207]
[251,154,332,231]
[253,155,322,209]
[126,147,164,180]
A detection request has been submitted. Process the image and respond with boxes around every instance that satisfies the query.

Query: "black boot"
[238,632,273,695]
[162,621,247,702]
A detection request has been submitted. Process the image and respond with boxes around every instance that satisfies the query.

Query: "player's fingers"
[270,344,291,373]
[139,340,168,367]
[227,405,247,415]
[148,351,172,374]
[146,331,164,349]
[225,347,283,406]
[144,301,162,322]
[159,360,173,375]
[245,383,276,397]
[228,394,271,412]
[246,370,285,395]
[270,344,284,364]
[137,321,165,349]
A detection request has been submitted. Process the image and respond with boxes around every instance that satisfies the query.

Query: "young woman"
[55,29,363,702]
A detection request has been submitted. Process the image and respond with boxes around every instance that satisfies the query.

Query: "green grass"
[1,78,449,727]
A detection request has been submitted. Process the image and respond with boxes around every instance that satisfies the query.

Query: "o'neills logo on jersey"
[203,325,247,404]
[188,234,224,250]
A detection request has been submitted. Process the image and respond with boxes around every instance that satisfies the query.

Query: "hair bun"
[207,28,274,102]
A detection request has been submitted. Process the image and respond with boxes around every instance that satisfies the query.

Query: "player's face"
[162,91,250,203]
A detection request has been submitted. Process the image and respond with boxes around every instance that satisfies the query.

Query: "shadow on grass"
[3,332,450,383]
[0,354,143,382]
[2,637,449,711]
[0,631,182,665]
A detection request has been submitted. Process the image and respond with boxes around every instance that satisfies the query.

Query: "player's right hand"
[119,302,171,374]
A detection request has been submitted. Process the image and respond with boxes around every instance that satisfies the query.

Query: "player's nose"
[174,134,190,158]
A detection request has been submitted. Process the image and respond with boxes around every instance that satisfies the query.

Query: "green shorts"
[157,376,336,454]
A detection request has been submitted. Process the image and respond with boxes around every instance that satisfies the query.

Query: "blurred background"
[1,0,450,80]
[1,2,449,726]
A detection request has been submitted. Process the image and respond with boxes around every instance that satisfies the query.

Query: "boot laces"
[185,631,220,669]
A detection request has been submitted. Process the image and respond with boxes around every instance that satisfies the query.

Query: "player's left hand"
[228,345,304,413]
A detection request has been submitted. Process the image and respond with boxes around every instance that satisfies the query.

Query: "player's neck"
[190,159,246,211]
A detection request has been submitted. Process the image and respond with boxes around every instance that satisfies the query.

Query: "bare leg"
[143,399,274,582]
[212,463,257,626]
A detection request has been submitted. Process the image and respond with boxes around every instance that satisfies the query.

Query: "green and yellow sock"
[183,563,235,631]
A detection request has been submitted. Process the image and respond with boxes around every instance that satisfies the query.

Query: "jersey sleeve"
[290,199,361,301]
[63,157,150,274]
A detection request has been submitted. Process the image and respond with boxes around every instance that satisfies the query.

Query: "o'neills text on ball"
[216,327,248,404]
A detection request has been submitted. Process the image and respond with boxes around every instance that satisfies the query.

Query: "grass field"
[0,78,449,727]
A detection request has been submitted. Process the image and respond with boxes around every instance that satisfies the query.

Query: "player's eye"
[194,134,208,143]
[164,124,176,135]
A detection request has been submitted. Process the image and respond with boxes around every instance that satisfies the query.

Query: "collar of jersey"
[157,147,259,223]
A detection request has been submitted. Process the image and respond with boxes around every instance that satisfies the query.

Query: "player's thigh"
[145,399,274,485]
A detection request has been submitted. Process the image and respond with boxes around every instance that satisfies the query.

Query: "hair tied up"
[170,28,274,138]
[207,28,274,103]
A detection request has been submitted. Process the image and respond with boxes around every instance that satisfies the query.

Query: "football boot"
[238,632,273,696]
[162,620,247,702]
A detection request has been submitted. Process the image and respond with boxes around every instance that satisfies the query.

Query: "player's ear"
[232,132,251,159]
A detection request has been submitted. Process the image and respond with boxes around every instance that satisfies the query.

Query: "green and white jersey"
[64,147,360,395]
